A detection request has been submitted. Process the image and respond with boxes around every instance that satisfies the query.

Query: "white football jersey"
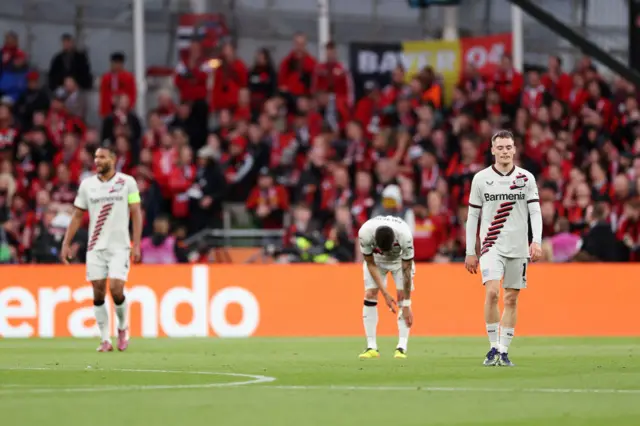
[468,166,539,258]
[74,172,140,252]
[358,215,414,265]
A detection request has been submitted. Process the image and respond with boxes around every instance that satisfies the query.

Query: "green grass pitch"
[1,337,640,425]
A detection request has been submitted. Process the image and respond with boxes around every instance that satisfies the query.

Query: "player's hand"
[464,255,478,274]
[382,291,397,314]
[529,242,542,262]
[132,244,142,264]
[401,306,413,328]
[60,244,72,264]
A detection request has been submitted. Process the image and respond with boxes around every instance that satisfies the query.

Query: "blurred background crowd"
[0,0,638,265]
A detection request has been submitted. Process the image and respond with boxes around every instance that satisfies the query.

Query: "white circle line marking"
[0,367,276,394]
[3,368,640,395]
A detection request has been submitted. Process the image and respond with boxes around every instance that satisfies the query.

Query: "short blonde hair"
[491,129,515,145]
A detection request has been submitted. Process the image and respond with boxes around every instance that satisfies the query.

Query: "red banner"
[460,33,512,77]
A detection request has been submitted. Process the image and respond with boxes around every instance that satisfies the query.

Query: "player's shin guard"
[93,300,110,342]
[498,327,514,353]
[397,311,410,351]
[363,300,378,350]
[114,296,128,331]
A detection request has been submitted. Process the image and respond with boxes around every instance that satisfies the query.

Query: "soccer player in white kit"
[464,130,542,366]
[61,144,143,352]
[357,215,415,359]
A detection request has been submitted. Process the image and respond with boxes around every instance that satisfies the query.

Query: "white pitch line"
[262,385,640,395]
[3,367,640,396]
[0,367,276,395]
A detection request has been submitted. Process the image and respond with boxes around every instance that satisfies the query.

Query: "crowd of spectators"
[0,27,639,265]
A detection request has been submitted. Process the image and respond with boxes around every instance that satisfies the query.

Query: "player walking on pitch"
[61,143,143,352]
[358,215,415,359]
[465,130,542,366]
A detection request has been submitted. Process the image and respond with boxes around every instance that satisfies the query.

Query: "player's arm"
[128,178,143,263]
[526,174,542,262]
[465,174,483,273]
[61,183,87,263]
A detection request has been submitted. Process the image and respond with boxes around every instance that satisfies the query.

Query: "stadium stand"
[0,24,639,265]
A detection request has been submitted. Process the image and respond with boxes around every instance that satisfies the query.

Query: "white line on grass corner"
[0,367,276,394]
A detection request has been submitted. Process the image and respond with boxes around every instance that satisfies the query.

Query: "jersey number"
[522,263,527,279]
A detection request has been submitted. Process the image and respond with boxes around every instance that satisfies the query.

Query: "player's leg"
[359,262,387,358]
[497,258,527,366]
[479,252,505,365]
[391,262,414,359]
[87,250,113,352]
[108,249,131,351]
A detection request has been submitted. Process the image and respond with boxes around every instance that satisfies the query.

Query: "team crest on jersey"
[110,178,126,194]
[510,174,528,190]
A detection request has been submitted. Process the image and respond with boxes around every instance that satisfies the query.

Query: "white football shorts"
[479,250,528,289]
[363,261,415,291]
[86,248,131,282]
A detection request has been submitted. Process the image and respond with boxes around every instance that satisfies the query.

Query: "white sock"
[94,303,110,342]
[397,312,410,351]
[363,300,378,350]
[486,322,499,349]
[498,327,515,353]
[115,298,128,331]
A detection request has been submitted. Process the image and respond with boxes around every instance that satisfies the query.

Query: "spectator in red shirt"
[491,55,523,108]
[211,42,248,111]
[542,55,572,102]
[413,192,449,261]
[354,81,383,139]
[174,40,212,103]
[414,147,441,198]
[521,70,549,117]
[168,145,196,220]
[246,167,290,229]
[99,52,136,118]
[153,132,178,200]
[278,33,316,99]
[567,73,588,115]
[312,41,353,107]
[380,66,406,111]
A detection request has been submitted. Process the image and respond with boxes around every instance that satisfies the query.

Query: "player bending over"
[465,130,542,366]
[61,143,143,352]
[358,215,415,359]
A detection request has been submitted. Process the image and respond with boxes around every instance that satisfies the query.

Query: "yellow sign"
[401,40,462,105]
